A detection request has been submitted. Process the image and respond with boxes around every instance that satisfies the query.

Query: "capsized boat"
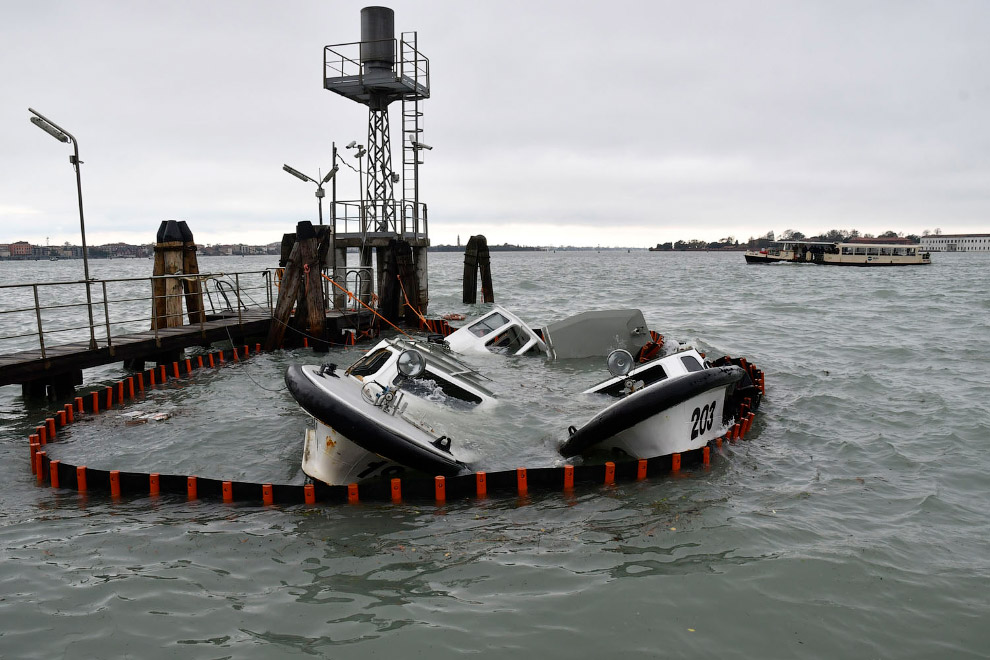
[286,336,495,485]
[286,307,763,486]
[559,347,761,460]
[444,305,653,360]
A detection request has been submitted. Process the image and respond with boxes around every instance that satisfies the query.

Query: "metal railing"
[0,271,275,359]
[331,199,427,238]
[323,37,430,95]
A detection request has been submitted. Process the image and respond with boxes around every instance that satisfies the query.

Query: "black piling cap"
[157,220,185,243]
[177,221,194,243]
[296,221,316,241]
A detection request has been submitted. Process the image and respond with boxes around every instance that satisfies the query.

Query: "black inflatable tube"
[560,365,745,457]
[285,365,469,477]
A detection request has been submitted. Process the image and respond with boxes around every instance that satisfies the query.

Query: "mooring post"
[151,220,187,330]
[478,237,494,303]
[462,235,494,304]
[315,225,333,315]
[463,236,479,304]
[299,222,327,351]
[396,241,421,325]
[177,221,205,326]
[264,222,326,351]
[265,239,301,351]
[378,239,401,323]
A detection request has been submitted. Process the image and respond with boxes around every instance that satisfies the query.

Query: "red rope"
[321,273,412,338]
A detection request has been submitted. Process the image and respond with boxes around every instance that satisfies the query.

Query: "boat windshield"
[486,325,539,354]
[347,348,392,377]
[680,355,704,372]
[467,312,509,337]
[446,306,549,357]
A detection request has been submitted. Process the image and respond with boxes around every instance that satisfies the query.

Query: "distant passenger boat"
[744,240,931,266]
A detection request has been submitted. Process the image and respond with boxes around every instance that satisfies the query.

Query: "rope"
[220,315,286,392]
[321,273,413,338]
[396,275,432,331]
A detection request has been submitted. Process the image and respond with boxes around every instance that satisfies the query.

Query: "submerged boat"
[560,348,758,459]
[286,336,494,485]
[444,305,652,360]
[286,307,762,486]
[744,240,931,266]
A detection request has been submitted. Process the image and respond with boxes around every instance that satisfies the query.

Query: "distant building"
[9,241,33,257]
[919,233,990,252]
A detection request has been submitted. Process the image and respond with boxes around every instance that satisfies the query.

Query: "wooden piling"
[265,221,326,351]
[177,221,205,325]
[462,235,494,304]
[151,220,204,331]
[151,220,185,330]
[377,240,402,323]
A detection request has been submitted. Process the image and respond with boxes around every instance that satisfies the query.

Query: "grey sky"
[2,0,988,248]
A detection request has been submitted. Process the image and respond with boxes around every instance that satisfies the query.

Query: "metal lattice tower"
[366,108,393,232]
[324,7,429,236]
[323,6,432,314]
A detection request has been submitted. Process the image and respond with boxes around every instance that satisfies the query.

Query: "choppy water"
[2,251,988,659]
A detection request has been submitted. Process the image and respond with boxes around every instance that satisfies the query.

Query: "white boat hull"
[560,364,746,459]
[589,386,731,459]
[302,422,407,485]
[286,361,473,486]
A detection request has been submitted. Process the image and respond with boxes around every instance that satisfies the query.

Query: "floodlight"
[396,350,426,378]
[282,164,311,182]
[30,116,69,143]
[606,349,634,378]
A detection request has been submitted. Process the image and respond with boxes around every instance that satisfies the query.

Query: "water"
[2,251,988,658]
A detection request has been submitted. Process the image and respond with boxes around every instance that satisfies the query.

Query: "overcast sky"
[2,0,988,248]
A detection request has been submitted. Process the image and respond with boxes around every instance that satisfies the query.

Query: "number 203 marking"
[690,400,717,440]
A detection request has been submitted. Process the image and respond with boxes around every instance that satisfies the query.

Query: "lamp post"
[282,163,338,225]
[344,141,366,232]
[28,107,97,349]
[409,139,432,235]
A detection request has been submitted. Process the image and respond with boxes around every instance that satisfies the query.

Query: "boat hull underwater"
[286,308,764,486]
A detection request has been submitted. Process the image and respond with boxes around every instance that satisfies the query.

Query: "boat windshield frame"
[445,306,548,357]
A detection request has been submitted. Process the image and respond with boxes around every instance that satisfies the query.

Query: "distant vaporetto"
[744,239,931,266]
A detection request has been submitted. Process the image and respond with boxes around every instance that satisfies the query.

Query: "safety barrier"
[25,338,766,506]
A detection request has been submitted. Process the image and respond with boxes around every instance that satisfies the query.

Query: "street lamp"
[409,138,433,234]
[28,107,97,350]
[344,141,366,233]
[282,163,338,225]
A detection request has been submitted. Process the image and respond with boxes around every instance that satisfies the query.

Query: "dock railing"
[0,270,275,358]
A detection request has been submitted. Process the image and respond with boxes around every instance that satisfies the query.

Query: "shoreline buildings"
[919,233,990,252]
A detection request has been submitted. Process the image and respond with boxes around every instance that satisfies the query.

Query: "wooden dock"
[0,309,373,395]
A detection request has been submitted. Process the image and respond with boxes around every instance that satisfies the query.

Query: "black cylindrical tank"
[360,6,395,71]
